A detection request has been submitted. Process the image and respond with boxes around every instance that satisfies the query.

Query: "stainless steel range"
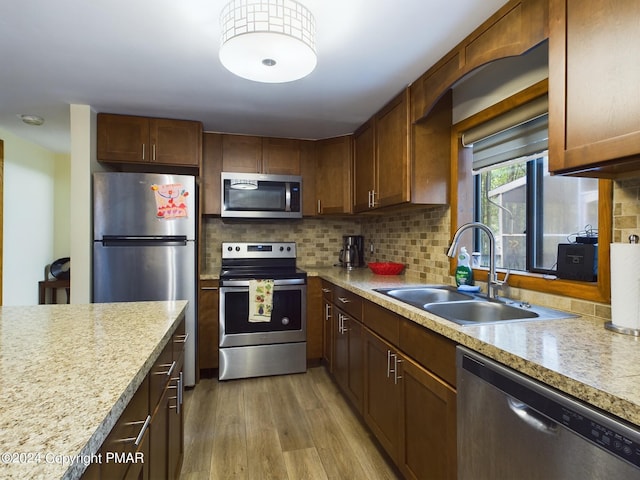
[218,242,307,380]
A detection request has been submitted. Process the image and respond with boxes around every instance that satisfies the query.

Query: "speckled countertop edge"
[0,301,187,480]
[305,267,640,428]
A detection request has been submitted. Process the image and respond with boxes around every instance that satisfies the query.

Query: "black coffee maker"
[339,235,365,269]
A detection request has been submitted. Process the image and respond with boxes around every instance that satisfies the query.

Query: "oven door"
[219,279,306,347]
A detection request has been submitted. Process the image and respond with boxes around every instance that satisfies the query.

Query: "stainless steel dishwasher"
[457,346,640,479]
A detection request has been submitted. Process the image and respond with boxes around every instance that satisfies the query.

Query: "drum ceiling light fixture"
[219,0,317,83]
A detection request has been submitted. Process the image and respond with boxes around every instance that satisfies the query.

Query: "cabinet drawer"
[399,319,457,387]
[149,339,174,411]
[363,300,400,345]
[333,285,362,319]
[321,280,334,302]
[100,376,150,480]
[172,317,187,362]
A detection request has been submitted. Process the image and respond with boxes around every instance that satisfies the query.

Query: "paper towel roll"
[610,243,640,330]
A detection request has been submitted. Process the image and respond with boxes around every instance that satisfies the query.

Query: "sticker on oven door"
[151,183,189,219]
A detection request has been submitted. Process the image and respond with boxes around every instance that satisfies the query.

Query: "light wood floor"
[179,366,401,480]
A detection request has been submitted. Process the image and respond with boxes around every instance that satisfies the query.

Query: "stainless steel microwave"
[221,172,302,219]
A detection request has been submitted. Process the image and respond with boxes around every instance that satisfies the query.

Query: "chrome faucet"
[447,222,506,299]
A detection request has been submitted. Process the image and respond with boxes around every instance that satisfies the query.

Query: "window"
[474,154,599,275]
[465,100,599,278]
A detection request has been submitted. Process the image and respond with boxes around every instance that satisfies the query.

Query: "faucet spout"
[448,222,501,299]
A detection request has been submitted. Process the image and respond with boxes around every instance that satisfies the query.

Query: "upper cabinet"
[315,136,353,215]
[548,0,640,177]
[97,113,202,167]
[221,134,301,175]
[354,89,451,212]
[411,0,548,122]
[354,91,410,212]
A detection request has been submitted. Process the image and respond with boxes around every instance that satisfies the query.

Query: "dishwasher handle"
[507,396,558,435]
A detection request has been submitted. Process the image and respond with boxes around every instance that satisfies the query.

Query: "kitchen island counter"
[0,300,187,480]
[311,267,640,428]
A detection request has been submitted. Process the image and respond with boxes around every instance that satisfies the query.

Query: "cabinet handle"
[338,296,351,304]
[321,288,331,293]
[152,144,156,161]
[169,371,183,414]
[317,199,321,214]
[340,314,349,334]
[156,361,176,377]
[324,303,331,321]
[174,333,189,344]
[394,356,403,385]
[118,415,151,446]
[141,144,145,161]
[201,286,219,291]
[387,350,392,378]
[371,190,378,208]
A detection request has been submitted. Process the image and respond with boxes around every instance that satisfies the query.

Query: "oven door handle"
[220,278,306,287]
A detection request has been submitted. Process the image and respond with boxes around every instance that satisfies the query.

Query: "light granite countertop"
[309,267,640,428]
[0,300,187,480]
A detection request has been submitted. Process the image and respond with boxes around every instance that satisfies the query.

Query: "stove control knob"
[287,246,291,252]
[235,246,240,252]
[279,246,284,251]
[281,317,290,325]
[227,246,233,252]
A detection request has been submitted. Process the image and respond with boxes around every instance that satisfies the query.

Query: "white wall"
[69,104,102,304]
[1,128,71,305]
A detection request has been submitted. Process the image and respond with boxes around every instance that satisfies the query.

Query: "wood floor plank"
[283,447,329,480]
[180,367,400,480]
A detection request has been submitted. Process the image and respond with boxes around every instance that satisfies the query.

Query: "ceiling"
[0,0,508,154]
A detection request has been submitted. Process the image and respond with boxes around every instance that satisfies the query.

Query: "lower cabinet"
[333,306,364,414]
[323,281,457,480]
[198,279,219,372]
[88,318,186,480]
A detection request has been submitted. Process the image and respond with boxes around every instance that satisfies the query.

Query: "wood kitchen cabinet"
[321,280,334,370]
[198,279,219,372]
[548,0,640,177]
[315,135,353,215]
[201,133,223,215]
[410,0,547,122]
[354,88,451,211]
[306,276,324,364]
[97,113,202,167]
[354,91,411,212]
[332,286,364,413]
[221,134,301,175]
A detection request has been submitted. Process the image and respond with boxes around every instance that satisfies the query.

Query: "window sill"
[470,267,609,304]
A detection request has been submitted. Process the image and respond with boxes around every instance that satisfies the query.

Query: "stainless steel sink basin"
[374,285,577,325]
[375,286,473,307]
[423,300,538,324]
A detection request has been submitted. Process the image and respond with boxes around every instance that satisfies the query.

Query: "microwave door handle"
[285,182,292,212]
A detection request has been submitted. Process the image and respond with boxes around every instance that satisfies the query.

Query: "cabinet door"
[222,135,262,173]
[150,119,201,166]
[315,136,353,214]
[322,297,333,371]
[400,357,457,480]
[306,276,323,362]
[376,90,410,208]
[149,386,170,480]
[262,137,301,175]
[300,140,317,216]
[363,330,401,462]
[353,119,375,212]
[167,352,184,479]
[333,309,349,392]
[202,133,223,215]
[97,113,149,163]
[346,318,364,413]
[549,0,640,176]
[198,280,219,371]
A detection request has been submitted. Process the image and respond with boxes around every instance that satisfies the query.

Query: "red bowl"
[368,262,405,275]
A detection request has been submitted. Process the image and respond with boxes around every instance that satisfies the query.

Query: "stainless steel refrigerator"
[93,172,197,386]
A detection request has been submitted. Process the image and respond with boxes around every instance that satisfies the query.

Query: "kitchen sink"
[374,285,577,325]
[375,286,473,308]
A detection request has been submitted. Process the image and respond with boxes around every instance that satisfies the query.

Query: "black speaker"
[556,243,597,282]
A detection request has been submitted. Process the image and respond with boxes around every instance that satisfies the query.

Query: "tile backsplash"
[201,178,640,323]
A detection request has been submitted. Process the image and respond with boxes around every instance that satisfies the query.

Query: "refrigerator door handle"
[101,235,188,246]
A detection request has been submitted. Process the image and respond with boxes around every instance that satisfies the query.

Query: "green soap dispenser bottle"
[455,246,474,286]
